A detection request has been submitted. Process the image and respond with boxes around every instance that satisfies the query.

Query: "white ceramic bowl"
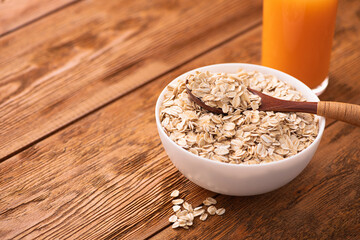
[155,63,325,196]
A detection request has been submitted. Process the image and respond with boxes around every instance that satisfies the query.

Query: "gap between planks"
[0,0,83,38]
[0,20,262,164]
[0,0,263,160]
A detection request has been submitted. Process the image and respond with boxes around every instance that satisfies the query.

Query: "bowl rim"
[155,63,325,168]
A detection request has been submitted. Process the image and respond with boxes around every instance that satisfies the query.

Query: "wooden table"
[0,0,359,239]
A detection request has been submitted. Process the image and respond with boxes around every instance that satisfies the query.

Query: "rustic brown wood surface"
[0,0,79,35]
[0,0,262,160]
[0,0,359,239]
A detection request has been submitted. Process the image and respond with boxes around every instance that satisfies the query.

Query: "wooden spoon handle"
[317,101,360,127]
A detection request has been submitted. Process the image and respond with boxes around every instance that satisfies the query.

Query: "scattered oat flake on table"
[183,202,193,212]
[177,210,188,217]
[178,220,187,227]
[193,208,205,217]
[169,215,178,223]
[207,206,217,215]
[172,199,184,205]
[171,190,180,197]
[187,212,194,221]
[203,197,217,206]
[206,197,217,205]
[200,213,208,221]
[179,215,189,221]
[173,205,181,212]
[172,221,180,228]
[216,208,225,215]
[169,193,223,229]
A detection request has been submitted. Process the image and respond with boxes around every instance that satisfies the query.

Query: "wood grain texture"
[318,101,360,127]
[151,1,360,237]
[0,25,261,239]
[0,16,360,238]
[0,0,359,239]
[0,13,265,239]
[152,122,360,239]
[0,0,262,160]
[0,0,79,35]
[321,0,360,105]
[0,65,215,240]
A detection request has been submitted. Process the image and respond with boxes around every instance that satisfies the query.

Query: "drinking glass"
[262,0,338,95]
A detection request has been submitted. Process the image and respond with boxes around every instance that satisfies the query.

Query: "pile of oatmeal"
[168,190,225,229]
[159,70,319,164]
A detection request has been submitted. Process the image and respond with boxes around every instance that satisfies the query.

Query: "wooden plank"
[321,0,360,104]
[0,26,261,239]
[0,67,214,239]
[0,0,359,239]
[0,17,360,238]
[0,0,79,35]
[0,0,262,160]
[152,121,360,239]
[151,0,360,237]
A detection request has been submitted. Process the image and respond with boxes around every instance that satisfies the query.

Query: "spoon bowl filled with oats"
[155,63,325,196]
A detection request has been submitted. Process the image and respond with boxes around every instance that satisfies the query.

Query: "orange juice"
[262,0,338,90]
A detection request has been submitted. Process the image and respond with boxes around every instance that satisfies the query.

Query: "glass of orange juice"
[262,0,338,95]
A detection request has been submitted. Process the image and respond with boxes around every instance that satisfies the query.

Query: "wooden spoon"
[185,83,360,126]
